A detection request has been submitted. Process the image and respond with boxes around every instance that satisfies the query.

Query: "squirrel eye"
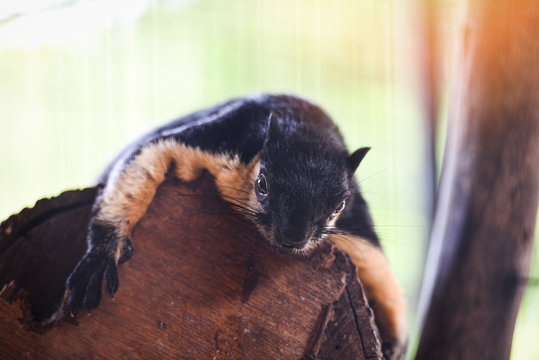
[256,174,268,196]
[335,200,346,213]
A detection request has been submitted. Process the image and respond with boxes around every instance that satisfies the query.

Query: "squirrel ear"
[265,111,280,144]
[347,147,370,174]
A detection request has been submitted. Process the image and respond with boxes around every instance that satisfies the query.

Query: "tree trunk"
[417,0,539,358]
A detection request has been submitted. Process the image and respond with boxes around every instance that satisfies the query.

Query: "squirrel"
[65,94,407,359]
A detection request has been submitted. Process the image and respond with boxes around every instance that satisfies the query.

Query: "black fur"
[66,221,122,311]
[67,94,379,313]
[137,94,378,245]
[169,102,269,164]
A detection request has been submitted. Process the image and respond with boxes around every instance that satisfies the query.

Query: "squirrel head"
[253,112,370,254]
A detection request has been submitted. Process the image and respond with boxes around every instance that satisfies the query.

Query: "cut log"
[0,171,383,359]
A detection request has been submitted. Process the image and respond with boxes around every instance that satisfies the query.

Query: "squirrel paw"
[65,240,133,313]
[65,249,117,312]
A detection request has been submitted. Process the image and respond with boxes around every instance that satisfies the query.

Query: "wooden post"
[417,0,539,358]
[0,172,383,359]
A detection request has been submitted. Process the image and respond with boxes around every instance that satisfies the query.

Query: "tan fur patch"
[213,156,261,215]
[330,234,407,350]
[96,139,260,261]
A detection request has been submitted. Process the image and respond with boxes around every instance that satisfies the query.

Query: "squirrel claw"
[104,262,119,297]
[65,249,117,312]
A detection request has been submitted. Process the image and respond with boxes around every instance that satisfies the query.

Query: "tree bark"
[0,171,383,359]
[417,0,539,359]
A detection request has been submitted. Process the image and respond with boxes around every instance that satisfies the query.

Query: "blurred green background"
[0,0,537,358]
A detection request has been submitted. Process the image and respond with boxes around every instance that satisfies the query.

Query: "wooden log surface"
[0,171,383,359]
[417,0,539,358]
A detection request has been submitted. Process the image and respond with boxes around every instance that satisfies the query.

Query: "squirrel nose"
[280,229,312,249]
[283,241,306,249]
[283,236,305,245]
[276,218,315,249]
[283,240,304,248]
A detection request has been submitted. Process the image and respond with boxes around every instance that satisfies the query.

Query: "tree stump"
[0,171,383,359]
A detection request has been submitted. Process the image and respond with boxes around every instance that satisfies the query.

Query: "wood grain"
[0,172,382,359]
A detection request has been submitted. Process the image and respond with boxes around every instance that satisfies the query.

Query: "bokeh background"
[0,0,537,358]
